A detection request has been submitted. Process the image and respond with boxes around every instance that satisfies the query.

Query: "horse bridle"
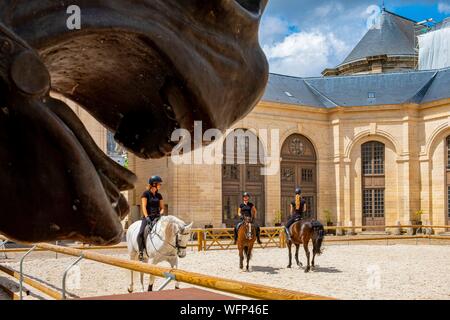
[148,222,190,257]
[244,220,255,240]
[174,230,190,250]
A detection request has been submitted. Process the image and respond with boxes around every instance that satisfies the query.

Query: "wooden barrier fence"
[1,229,449,300]
[31,243,334,300]
[0,264,62,299]
[0,235,333,300]
[192,227,285,251]
[192,224,450,251]
[1,224,449,254]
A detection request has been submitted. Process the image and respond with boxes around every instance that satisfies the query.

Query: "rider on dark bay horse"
[234,192,262,245]
[138,175,164,261]
[285,187,307,242]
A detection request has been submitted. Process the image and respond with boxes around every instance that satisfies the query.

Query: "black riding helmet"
[149,175,163,187]
[242,192,250,198]
[295,187,302,195]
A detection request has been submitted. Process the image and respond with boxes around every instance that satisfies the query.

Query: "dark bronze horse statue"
[287,219,325,273]
[0,1,269,245]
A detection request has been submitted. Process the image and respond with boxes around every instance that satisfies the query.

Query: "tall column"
[332,119,345,226]
[343,158,352,225]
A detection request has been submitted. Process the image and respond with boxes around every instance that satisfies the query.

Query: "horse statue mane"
[0,1,269,245]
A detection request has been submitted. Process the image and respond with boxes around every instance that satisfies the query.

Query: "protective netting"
[418,24,450,70]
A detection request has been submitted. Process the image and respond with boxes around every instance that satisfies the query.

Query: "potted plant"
[273,210,282,227]
[324,209,335,235]
[414,210,424,234]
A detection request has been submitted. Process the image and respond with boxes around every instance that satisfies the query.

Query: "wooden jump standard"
[33,242,334,300]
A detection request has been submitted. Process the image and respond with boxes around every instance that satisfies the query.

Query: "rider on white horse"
[127,215,193,292]
[138,175,164,261]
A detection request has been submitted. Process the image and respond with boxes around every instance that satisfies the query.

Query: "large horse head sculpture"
[0,0,269,245]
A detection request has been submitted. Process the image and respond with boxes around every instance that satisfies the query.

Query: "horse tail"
[312,223,325,255]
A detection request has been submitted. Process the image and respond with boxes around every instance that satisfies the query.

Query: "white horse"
[126,215,193,292]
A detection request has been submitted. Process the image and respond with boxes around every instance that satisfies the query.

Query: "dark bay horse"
[237,216,257,272]
[287,219,325,272]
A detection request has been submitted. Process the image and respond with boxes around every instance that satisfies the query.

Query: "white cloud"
[313,3,344,18]
[259,16,290,46]
[259,2,372,77]
[262,30,350,77]
[438,2,450,14]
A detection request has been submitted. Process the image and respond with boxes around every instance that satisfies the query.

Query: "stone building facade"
[60,10,448,232]
[125,10,450,232]
[127,74,450,232]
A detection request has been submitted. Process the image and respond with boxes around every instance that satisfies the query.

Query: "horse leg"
[170,258,180,289]
[243,246,248,271]
[303,239,310,273]
[139,257,149,292]
[245,246,252,272]
[148,274,155,292]
[128,270,134,293]
[239,246,244,270]
[311,251,316,271]
[295,244,302,268]
[128,252,137,293]
[139,272,146,292]
[287,241,292,268]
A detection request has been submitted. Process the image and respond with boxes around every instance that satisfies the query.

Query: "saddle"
[142,217,160,252]
[293,216,303,223]
[290,217,320,231]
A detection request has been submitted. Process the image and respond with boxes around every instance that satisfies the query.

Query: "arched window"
[361,141,385,228]
[222,130,265,227]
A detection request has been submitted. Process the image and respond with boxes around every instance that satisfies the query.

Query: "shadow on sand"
[310,266,342,273]
[250,266,282,274]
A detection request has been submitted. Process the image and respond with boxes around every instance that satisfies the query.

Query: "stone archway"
[222,129,266,227]
[446,136,450,225]
[280,134,317,222]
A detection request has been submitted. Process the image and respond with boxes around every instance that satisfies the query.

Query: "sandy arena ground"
[1,243,450,300]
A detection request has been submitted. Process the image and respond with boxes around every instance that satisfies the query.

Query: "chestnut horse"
[287,219,325,272]
[237,216,257,271]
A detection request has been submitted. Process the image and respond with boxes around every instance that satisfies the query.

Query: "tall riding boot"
[137,235,146,261]
[285,226,292,242]
[137,240,145,262]
[256,227,262,244]
[233,226,238,245]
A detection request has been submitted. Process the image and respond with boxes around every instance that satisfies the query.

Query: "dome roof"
[338,10,417,67]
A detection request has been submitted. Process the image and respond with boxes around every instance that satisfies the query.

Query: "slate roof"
[339,10,417,67]
[262,67,450,108]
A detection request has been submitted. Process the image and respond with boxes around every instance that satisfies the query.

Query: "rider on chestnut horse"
[234,192,262,245]
[285,187,307,241]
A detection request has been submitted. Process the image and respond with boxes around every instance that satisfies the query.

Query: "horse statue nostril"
[10,51,50,96]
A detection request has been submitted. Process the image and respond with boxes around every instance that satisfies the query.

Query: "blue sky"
[259,1,450,77]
